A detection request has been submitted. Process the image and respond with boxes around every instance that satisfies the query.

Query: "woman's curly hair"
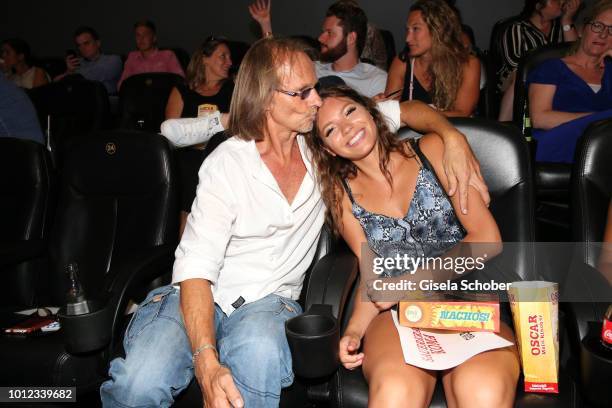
[305,86,414,235]
[409,0,470,111]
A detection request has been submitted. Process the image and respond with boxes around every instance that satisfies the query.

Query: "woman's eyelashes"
[324,105,356,138]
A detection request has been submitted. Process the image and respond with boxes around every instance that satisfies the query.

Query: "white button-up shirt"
[171,101,401,315]
[172,135,325,315]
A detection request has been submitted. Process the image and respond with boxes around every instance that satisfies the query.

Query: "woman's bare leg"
[442,322,520,408]
[362,311,437,408]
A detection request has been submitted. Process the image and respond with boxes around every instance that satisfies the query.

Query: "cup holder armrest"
[304,248,359,321]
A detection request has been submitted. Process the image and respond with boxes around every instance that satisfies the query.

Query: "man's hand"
[339,332,364,370]
[198,361,244,408]
[65,55,80,73]
[248,0,272,34]
[442,131,489,214]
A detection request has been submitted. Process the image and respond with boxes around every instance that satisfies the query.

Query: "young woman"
[306,86,520,408]
[165,36,234,235]
[1,38,49,89]
[384,0,480,117]
[527,0,612,162]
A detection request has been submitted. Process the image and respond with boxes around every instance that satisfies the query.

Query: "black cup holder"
[58,300,112,354]
[579,323,612,408]
[285,304,340,379]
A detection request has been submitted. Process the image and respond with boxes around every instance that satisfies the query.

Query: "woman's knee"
[368,371,433,408]
[450,373,516,408]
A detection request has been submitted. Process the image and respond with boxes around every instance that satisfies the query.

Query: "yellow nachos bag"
[399,299,500,332]
[508,281,559,393]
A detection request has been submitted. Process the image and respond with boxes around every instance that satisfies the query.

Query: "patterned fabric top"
[342,146,466,277]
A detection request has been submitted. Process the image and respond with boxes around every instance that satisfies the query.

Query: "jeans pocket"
[125,285,176,346]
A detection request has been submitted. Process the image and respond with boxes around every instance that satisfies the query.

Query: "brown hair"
[186,36,230,90]
[306,86,414,234]
[228,37,307,141]
[409,0,470,111]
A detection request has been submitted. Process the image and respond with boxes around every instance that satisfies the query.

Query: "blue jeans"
[100,285,302,407]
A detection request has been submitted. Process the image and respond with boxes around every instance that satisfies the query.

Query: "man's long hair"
[228,38,306,141]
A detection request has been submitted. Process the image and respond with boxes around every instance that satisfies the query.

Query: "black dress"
[175,81,233,212]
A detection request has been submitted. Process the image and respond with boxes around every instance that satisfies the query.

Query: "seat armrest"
[103,244,176,348]
[535,162,571,201]
[304,244,359,321]
[0,240,46,268]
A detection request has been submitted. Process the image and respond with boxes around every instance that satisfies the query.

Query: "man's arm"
[378,99,490,213]
[181,279,244,408]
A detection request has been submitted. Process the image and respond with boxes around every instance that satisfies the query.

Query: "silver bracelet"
[192,343,218,363]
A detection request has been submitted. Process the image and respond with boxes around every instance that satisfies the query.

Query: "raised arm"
[561,0,580,42]
[398,99,490,213]
[248,0,273,38]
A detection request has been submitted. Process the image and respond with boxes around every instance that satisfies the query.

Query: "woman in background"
[1,38,49,89]
[384,0,480,117]
[165,36,233,235]
[528,0,612,162]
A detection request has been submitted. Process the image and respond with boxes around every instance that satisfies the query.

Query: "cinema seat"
[300,118,579,407]
[0,131,178,394]
[0,138,52,311]
[118,72,184,132]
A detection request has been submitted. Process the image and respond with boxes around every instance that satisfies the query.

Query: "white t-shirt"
[315,61,387,98]
[171,101,401,315]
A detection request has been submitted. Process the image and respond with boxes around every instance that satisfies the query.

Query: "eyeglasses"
[588,21,612,36]
[276,83,320,100]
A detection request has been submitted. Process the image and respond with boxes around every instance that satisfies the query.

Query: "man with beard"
[249,0,387,97]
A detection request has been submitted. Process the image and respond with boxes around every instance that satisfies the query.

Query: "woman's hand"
[339,332,364,370]
[562,0,581,22]
[248,0,272,34]
[598,48,612,69]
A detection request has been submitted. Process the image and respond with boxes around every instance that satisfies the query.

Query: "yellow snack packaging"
[508,281,559,393]
[399,298,500,333]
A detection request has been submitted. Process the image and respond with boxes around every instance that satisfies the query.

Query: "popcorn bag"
[508,281,559,393]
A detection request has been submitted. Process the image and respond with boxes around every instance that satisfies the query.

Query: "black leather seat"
[303,118,580,407]
[511,42,575,241]
[27,77,110,166]
[0,131,178,394]
[118,73,184,132]
[0,138,52,311]
[566,118,612,408]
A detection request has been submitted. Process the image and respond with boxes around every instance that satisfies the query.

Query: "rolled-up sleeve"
[172,156,236,284]
[377,100,401,132]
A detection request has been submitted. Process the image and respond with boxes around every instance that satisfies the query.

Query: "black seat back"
[512,42,573,128]
[118,73,184,132]
[0,138,52,308]
[399,118,536,278]
[0,138,51,242]
[44,130,178,305]
[571,119,612,266]
[27,78,110,159]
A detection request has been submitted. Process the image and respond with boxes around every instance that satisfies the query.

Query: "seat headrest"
[63,130,173,195]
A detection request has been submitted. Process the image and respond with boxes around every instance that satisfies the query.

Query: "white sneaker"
[160,111,225,147]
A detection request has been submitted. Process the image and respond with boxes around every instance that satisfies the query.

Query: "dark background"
[0,0,591,59]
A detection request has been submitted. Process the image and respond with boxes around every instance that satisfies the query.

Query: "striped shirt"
[497,18,563,90]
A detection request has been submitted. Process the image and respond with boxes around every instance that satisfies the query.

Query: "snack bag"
[399,299,500,332]
[508,281,559,393]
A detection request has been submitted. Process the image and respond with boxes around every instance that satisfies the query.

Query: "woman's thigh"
[442,322,520,408]
[362,311,437,408]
